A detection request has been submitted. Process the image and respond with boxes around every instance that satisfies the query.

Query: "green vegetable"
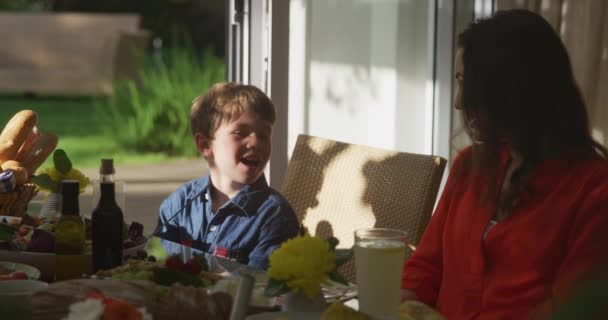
[112,270,154,281]
[53,149,72,174]
[0,223,17,241]
[154,286,169,302]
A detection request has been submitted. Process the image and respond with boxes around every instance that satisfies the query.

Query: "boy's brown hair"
[190,82,276,138]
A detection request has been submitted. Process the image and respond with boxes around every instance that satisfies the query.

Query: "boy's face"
[196,110,272,190]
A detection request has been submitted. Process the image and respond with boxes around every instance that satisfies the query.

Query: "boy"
[155,82,299,270]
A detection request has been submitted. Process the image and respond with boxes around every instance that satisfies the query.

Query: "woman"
[401,9,608,319]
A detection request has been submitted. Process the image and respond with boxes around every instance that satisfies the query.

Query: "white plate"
[0,216,22,225]
[322,280,358,303]
[0,261,41,280]
[0,279,48,295]
[246,311,323,320]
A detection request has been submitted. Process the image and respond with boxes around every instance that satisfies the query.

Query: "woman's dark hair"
[456,9,607,212]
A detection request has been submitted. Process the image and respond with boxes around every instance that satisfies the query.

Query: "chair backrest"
[281,134,447,283]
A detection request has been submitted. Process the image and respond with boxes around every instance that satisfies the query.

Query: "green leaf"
[32,174,60,193]
[335,249,353,268]
[0,223,17,241]
[326,236,339,251]
[329,270,349,286]
[264,278,291,297]
[53,149,72,174]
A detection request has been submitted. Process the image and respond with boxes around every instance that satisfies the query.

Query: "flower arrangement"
[64,292,152,320]
[32,149,90,193]
[265,234,352,299]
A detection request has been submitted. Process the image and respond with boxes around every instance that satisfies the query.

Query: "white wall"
[289,0,435,156]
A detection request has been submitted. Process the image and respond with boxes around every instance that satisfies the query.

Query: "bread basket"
[0,183,38,217]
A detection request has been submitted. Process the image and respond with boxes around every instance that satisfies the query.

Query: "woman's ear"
[194,132,213,159]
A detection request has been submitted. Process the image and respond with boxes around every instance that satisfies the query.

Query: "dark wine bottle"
[92,159,124,272]
[55,180,86,281]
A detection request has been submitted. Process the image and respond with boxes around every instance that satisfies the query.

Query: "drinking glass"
[354,228,408,320]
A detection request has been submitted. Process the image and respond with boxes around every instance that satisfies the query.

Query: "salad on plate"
[0,261,40,280]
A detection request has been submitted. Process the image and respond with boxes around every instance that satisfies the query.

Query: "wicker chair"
[281,134,447,283]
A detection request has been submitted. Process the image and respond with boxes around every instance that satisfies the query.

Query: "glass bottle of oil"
[92,158,124,272]
[55,180,86,281]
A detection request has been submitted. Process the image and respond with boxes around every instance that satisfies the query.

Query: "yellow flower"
[37,167,90,193]
[267,235,336,299]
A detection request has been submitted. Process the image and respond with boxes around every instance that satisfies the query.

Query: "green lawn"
[0,95,190,169]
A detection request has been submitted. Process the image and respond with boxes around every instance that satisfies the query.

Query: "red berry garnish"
[165,256,184,270]
[10,272,28,280]
[184,260,202,275]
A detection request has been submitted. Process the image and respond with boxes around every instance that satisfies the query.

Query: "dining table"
[10,235,358,320]
[145,235,268,319]
[144,236,360,319]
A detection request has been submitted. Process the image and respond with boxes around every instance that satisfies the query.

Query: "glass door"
[228,0,470,188]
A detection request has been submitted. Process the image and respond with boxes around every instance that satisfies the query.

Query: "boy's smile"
[240,153,262,172]
[196,110,272,198]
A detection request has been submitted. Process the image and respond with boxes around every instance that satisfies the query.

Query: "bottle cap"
[100,159,115,174]
[61,180,80,196]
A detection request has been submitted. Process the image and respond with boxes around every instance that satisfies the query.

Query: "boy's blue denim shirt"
[154,174,299,270]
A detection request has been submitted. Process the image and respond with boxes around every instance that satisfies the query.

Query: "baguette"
[21,132,58,175]
[16,126,39,162]
[0,110,38,162]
